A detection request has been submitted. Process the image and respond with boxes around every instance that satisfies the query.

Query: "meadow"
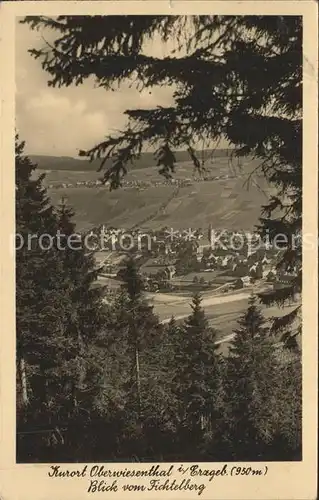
[35,154,274,232]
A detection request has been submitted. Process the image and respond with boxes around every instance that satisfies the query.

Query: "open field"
[152,290,252,323]
[37,156,273,232]
[47,176,271,232]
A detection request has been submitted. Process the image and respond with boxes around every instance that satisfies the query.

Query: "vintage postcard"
[0,1,318,499]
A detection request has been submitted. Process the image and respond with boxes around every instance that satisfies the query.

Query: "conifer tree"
[108,258,161,414]
[272,356,302,459]
[164,316,182,366]
[221,295,300,460]
[55,201,108,421]
[16,138,107,461]
[16,136,67,406]
[56,203,105,350]
[120,256,145,415]
[96,263,171,460]
[172,293,220,455]
[120,255,145,302]
[16,137,76,459]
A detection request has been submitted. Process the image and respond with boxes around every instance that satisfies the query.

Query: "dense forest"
[17,15,302,462]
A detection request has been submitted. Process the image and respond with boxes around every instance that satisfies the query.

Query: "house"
[164,265,176,281]
[196,238,212,257]
[140,258,171,278]
[241,276,251,286]
[163,242,172,255]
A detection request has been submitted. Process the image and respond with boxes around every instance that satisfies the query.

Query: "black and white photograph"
[14,11,305,463]
[0,3,317,496]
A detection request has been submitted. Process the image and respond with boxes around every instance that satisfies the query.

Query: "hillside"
[33,153,274,232]
[30,149,232,172]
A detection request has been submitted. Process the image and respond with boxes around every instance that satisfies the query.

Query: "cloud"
[26,92,73,113]
[17,90,109,155]
[16,22,175,157]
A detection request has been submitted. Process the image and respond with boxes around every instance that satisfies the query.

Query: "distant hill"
[30,149,232,172]
[40,158,273,233]
[29,150,272,233]
[30,155,101,172]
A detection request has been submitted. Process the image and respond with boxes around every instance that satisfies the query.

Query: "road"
[99,276,299,348]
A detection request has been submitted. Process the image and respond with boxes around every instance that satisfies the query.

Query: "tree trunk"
[72,330,86,409]
[77,330,86,389]
[135,345,141,415]
[19,356,28,405]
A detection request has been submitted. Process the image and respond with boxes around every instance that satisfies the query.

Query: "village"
[91,224,298,297]
[46,171,242,190]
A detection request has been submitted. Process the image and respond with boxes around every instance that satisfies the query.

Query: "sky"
[16,19,178,157]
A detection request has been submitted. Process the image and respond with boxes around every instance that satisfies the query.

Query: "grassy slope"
[35,153,273,232]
